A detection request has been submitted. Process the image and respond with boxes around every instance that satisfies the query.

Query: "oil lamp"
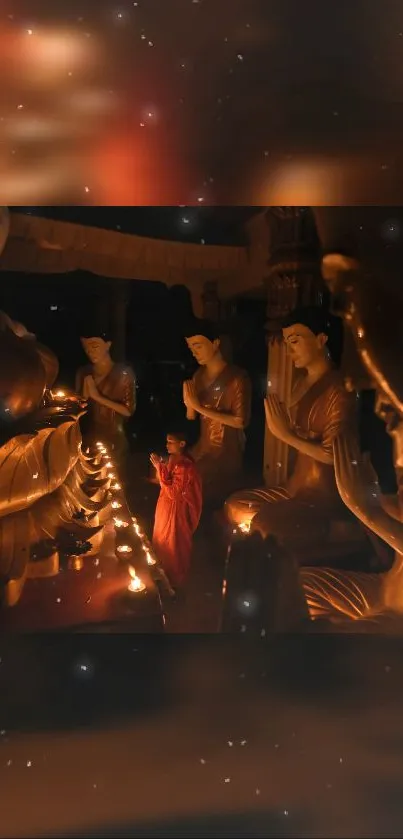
[116,544,132,556]
[113,517,129,528]
[238,521,251,534]
[145,549,156,566]
[127,566,146,593]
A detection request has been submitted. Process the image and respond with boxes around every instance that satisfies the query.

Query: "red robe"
[152,455,202,588]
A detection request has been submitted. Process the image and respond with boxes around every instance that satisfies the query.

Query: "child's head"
[166,429,188,456]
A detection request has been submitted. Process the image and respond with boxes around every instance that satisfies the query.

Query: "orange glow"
[127,566,146,593]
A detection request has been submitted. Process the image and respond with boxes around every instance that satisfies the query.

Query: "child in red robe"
[150,431,202,590]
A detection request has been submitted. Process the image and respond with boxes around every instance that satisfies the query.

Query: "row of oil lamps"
[93,440,158,595]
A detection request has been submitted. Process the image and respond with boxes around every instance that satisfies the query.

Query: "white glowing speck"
[224,777,231,783]
[200,758,206,764]
[26,760,32,767]
[228,740,233,747]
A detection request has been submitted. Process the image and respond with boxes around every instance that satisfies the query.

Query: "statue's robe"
[76,363,135,459]
[190,364,251,506]
[226,369,356,546]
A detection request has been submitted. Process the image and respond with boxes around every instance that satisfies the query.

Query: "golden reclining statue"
[0,312,110,607]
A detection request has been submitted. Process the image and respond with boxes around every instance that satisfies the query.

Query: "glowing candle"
[238,521,251,534]
[145,550,156,567]
[113,517,129,528]
[127,566,146,593]
[116,544,132,555]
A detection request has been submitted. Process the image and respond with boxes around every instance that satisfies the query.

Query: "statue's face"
[185,334,220,366]
[282,323,327,369]
[81,336,111,364]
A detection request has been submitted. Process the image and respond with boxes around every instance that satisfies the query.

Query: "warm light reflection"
[127,566,146,593]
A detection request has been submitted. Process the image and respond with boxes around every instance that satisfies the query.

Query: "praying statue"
[76,328,136,460]
[183,320,252,507]
[225,306,357,546]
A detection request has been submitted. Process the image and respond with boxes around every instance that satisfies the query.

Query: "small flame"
[128,566,146,592]
[105,461,113,468]
[114,517,129,528]
[133,522,143,538]
[117,544,132,554]
[54,389,65,398]
[145,550,156,566]
[238,521,251,534]
[111,482,121,490]
[111,500,122,509]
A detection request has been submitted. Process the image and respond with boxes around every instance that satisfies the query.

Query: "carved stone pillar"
[201,280,221,321]
[111,280,129,363]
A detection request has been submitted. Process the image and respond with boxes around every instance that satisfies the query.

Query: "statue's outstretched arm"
[333,433,403,552]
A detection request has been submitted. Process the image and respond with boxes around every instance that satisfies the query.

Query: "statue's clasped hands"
[264,394,292,442]
[83,375,99,400]
[183,380,200,412]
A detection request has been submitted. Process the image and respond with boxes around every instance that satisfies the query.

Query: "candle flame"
[128,566,146,592]
[111,500,122,509]
[238,521,251,534]
[117,544,132,554]
[114,517,129,528]
[111,482,121,490]
[145,550,156,566]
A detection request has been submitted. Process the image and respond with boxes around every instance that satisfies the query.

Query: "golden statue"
[0,311,112,609]
[225,306,357,547]
[300,208,403,629]
[183,320,252,506]
[76,329,136,461]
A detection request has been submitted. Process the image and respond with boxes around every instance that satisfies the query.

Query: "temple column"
[110,280,129,362]
[201,280,221,321]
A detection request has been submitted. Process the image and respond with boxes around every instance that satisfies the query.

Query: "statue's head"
[313,208,403,432]
[281,306,331,370]
[80,331,112,365]
[185,320,221,367]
